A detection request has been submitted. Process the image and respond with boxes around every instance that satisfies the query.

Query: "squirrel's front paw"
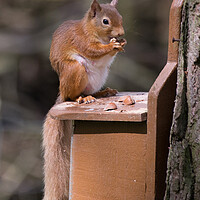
[113,43,124,52]
[119,38,127,47]
[110,38,125,52]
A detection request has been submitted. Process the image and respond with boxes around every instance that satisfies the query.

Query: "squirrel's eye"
[103,19,109,25]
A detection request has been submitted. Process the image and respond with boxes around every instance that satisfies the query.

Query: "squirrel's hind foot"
[76,95,96,104]
[93,87,118,98]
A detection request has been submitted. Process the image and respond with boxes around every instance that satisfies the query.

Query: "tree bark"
[165,0,200,199]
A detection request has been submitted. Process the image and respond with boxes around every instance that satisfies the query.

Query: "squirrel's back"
[50,20,81,71]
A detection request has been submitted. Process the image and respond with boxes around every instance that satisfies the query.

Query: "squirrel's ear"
[110,0,118,7]
[89,0,102,18]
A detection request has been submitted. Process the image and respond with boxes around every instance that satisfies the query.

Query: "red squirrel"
[43,0,126,199]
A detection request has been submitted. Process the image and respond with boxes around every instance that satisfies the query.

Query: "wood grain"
[70,132,147,200]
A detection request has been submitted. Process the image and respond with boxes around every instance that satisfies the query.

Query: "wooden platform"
[50,92,148,122]
[50,92,148,200]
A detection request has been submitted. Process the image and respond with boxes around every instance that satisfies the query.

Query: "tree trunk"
[165,0,200,199]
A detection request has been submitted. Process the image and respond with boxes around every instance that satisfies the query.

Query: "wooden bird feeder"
[49,0,184,199]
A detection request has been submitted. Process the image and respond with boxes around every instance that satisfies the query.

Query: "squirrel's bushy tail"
[42,112,72,200]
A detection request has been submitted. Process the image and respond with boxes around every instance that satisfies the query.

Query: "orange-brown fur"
[43,0,126,199]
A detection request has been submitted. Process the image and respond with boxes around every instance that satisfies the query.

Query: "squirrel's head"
[87,0,124,43]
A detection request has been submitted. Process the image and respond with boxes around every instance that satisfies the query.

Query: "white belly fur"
[72,54,116,95]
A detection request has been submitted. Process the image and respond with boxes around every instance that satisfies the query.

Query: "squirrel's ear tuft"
[110,0,118,7]
[89,0,102,18]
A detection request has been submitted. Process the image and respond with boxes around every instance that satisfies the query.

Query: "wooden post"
[146,0,184,199]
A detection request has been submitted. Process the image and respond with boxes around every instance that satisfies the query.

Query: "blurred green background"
[0,0,171,199]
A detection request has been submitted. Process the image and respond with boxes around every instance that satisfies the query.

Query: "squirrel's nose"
[111,28,125,38]
[118,28,125,37]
